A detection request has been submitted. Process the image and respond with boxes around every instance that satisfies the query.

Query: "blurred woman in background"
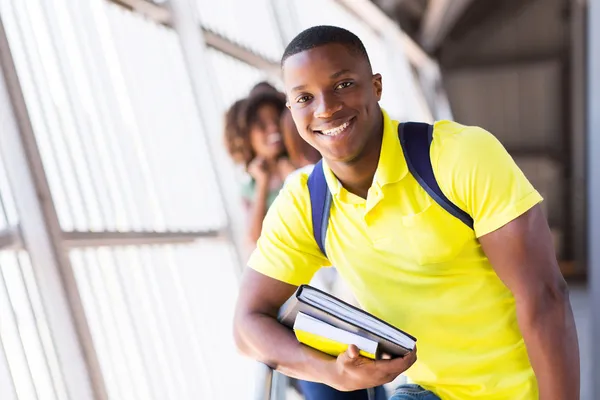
[223,84,294,254]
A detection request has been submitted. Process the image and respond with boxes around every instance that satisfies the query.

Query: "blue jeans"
[297,380,387,400]
[389,384,440,400]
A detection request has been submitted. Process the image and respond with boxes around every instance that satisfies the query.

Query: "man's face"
[283,43,382,164]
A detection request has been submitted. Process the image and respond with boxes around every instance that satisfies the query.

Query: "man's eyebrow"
[291,84,307,92]
[330,69,352,79]
[290,69,352,92]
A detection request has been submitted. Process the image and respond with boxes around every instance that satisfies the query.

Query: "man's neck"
[327,111,384,199]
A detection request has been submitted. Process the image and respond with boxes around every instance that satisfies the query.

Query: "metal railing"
[254,363,290,400]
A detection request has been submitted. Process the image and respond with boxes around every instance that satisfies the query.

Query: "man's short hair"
[281,25,371,68]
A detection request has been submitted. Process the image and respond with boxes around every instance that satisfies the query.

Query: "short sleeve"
[247,174,330,285]
[432,124,543,238]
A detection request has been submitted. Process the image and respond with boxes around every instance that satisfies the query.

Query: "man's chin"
[324,151,362,165]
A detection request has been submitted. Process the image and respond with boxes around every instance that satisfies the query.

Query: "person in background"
[223,98,253,167]
[223,86,295,255]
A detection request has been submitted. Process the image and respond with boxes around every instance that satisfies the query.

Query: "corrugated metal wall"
[0,0,254,398]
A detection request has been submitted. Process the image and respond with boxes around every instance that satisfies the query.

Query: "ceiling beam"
[419,0,475,52]
[398,0,428,19]
[441,0,533,55]
[202,29,280,77]
[109,0,171,25]
[443,51,561,71]
[375,0,426,19]
[62,230,223,248]
[107,0,281,77]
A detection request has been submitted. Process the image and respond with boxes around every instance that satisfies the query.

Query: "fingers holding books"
[346,344,361,360]
[378,345,417,377]
[333,345,417,391]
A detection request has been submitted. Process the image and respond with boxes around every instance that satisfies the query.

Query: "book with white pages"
[278,284,416,358]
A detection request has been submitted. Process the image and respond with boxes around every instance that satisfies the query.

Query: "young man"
[233,26,580,399]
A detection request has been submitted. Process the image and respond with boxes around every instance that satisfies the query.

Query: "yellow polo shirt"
[248,109,543,399]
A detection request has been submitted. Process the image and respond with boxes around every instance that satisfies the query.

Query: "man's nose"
[314,92,343,119]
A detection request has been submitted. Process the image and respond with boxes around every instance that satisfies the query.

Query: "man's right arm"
[233,268,418,391]
[233,269,338,382]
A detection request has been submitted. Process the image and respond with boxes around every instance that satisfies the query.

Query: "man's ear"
[286,101,291,110]
[373,73,383,100]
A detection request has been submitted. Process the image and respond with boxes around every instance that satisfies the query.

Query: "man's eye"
[336,81,353,90]
[297,95,311,103]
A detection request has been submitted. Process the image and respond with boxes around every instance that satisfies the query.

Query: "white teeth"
[267,133,281,144]
[321,121,350,136]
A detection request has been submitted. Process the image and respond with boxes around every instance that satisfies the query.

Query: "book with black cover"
[278,284,416,358]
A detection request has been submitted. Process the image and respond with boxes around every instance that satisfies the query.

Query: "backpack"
[307,122,474,258]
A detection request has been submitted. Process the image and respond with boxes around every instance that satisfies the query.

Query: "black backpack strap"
[307,160,332,257]
[399,122,474,230]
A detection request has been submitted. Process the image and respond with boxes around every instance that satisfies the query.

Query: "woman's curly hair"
[223,98,254,166]
[223,89,287,167]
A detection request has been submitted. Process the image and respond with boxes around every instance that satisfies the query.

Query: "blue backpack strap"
[307,160,332,257]
[399,122,474,230]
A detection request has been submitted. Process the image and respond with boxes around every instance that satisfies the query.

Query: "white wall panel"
[0,251,68,400]
[2,0,226,233]
[70,241,255,400]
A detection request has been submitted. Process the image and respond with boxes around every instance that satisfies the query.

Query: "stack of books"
[278,285,416,360]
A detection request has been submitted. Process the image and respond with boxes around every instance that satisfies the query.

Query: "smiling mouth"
[315,118,354,137]
[267,133,282,145]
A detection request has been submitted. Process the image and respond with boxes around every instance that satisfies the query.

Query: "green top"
[240,178,281,209]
